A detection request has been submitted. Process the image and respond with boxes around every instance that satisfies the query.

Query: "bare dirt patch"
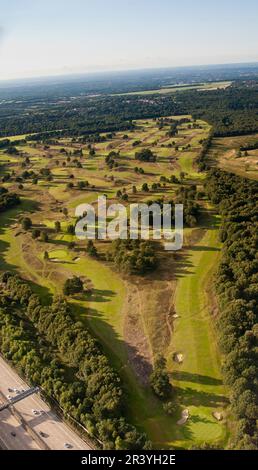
[213,411,223,421]
[173,353,184,364]
[123,283,153,385]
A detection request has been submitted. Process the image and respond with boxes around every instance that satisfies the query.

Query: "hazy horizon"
[0,60,258,86]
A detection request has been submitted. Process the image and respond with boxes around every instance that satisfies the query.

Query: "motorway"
[0,408,40,450]
[0,357,92,450]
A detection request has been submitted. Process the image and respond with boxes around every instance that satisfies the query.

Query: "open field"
[167,209,228,447]
[113,81,232,96]
[209,134,258,180]
[0,115,229,448]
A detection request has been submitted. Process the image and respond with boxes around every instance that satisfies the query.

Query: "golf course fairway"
[167,210,228,447]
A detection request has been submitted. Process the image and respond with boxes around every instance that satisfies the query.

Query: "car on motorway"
[64,443,72,449]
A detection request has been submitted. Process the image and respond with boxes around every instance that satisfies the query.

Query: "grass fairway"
[167,210,228,447]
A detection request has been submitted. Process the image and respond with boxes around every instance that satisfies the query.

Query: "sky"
[0,0,258,80]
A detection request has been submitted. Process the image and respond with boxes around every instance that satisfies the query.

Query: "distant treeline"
[205,170,258,450]
[25,120,135,141]
[1,82,258,138]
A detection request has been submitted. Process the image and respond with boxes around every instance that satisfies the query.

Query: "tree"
[0,187,8,195]
[63,276,83,296]
[135,148,156,162]
[44,251,49,260]
[78,181,87,190]
[32,229,40,239]
[67,224,75,235]
[40,231,49,242]
[107,240,157,275]
[170,175,179,184]
[22,217,32,231]
[54,221,61,232]
[86,240,98,257]
[150,355,172,400]
[40,168,51,178]
[150,369,172,400]
[185,215,197,227]
[142,183,149,192]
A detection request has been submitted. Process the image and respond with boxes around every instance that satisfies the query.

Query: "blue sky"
[0,0,257,79]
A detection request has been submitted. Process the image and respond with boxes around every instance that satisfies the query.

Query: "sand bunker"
[173,353,184,364]
[177,409,189,425]
[213,411,223,421]
[172,314,179,319]
[73,257,80,262]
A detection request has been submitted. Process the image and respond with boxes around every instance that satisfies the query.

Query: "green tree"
[32,229,40,239]
[63,276,83,296]
[67,224,75,235]
[142,183,149,192]
[86,240,98,257]
[22,217,32,231]
[40,231,49,242]
[54,221,61,233]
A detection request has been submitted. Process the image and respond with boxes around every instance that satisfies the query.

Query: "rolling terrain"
[0,115,229,448]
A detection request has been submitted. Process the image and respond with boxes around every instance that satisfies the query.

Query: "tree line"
[1,82,258,139]
[205,169,258,450]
